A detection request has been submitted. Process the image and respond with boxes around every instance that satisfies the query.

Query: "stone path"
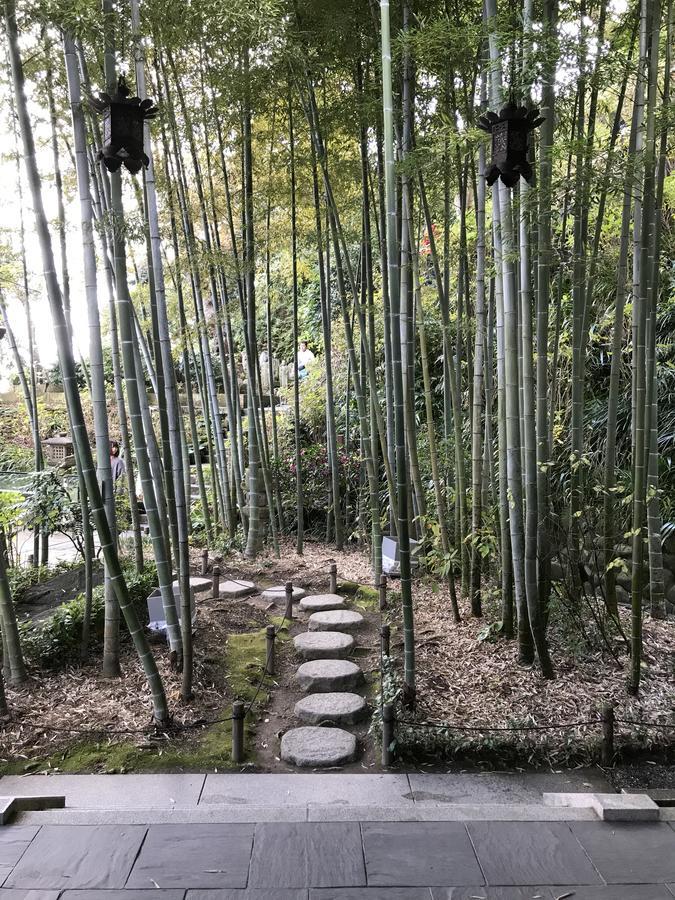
[282,592,366,768]
[0,773,674,896]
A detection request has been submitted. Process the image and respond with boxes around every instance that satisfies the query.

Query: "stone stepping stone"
[295,659,364,692]
[294,631,354,660]
[172,576,211,597]
[308,609,364,633]
[262,585,306,604]
[299,593,347,613]
[295,692,367,726]
[218,579,256,599]
[280,726,356,767]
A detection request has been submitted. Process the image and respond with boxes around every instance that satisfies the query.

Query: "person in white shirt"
[297,340,315,380]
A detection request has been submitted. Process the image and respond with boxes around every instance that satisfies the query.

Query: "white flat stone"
[294,631,354,660]
[218,579,256,598]
[280,726,357,768]
[591,792,659,821]
[262,585,306,603]
[299,593,347,613]
[172,576,211,596]
[295,659,364,692]
[295,692,367,726]
[308,609,364,633]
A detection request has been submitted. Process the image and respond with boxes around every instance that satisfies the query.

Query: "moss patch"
[337,580,380,611]
[1,626,274,775]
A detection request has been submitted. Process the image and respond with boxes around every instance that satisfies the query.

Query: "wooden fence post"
[201,548,209,576]
[379,574,387,611]
[285,582,294,621]
[382,702,395,766]
[380,624,391,658]
[601,702,615,766]
[329,563,338,594]
[266,625,276,677]
[211,565,221,599]
[232,700,245,764]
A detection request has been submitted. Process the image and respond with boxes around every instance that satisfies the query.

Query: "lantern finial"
[90,75,158,175]
[477,102,544,188]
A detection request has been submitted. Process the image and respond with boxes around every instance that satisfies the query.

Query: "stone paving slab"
[361,822,483,887]
[571,822,675,884]
[408,770,611,805]
[0,828,40,868]
[4,825,146,890]
[295,692,366,726]
[295,660,364,693]
[299,595,347,613]
[61,893,185,899]
[294,632,354,660]
[310,891,432,899]
[199,774,412,808]
[262,586,306,603]
[126,824,254,889]
[536,887,675,899]
[187,891,309,899]
[218,580,256,599]
[466,822,602,886]
[248,823,365,889]
[0,891,61,899]
[308,611,364,633]
[281,727,357,768]
[429,889,556,899]
[173,577,212,596]
[0,775,205,810]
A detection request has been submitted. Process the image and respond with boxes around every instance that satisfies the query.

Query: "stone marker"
[218,579,256,599]
[295,659,364,692]
[293,631,354,660]
[280,726,357,767]
[299,593,347,613]
[308,609,364,633]
[295,692,367,726]
[262,584,306,603]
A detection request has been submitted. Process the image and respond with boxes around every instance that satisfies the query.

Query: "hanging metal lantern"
[90,76,158,175]
[477,102,544,188]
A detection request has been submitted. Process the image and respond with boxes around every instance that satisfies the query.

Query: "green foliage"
[7,559,81,604]
[20,563,158,669]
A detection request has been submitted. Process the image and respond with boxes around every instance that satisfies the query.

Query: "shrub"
[20,563,158,669]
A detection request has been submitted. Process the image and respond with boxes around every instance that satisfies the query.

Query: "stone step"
[280,726,357,768]
[172,576,212,598]
[294,692,367,726]
[218,579,256,599]
[294,631,355,660]
[295,659,364,693]
[299,594,347,613]
[262,585,306,604]
[308,609,364,633]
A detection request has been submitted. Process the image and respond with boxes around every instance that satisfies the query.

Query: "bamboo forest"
[0,0,672,776]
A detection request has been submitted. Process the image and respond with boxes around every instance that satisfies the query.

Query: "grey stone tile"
[430,890,552,899]
[0,892,61,900]
[311,890,431,899]
[467,823,602,886]
[408,771,610,805]
[362,822,483,887]
[0,775,204,810]
[572,822,675,884]
[0,871,10,889]
[188,892,308,899]
[544,888,675,899]
[248,823,365,889]
[61,893,185,899]
[126,824,253,889]
[4,825,145,890]
[0,828,39,867]
[200,775,411,808]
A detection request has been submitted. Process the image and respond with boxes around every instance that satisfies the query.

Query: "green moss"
[1,626,275,775]
[337,580,379,611]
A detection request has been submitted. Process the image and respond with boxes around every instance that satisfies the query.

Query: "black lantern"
[90,76,157,175]
[477,102,544,188]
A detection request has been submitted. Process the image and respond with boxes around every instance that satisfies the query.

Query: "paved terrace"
[0,773,674,897]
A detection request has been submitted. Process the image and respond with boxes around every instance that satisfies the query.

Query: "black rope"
[396,718,599,733]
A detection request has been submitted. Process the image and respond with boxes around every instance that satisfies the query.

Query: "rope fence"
[3,557,673,769]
